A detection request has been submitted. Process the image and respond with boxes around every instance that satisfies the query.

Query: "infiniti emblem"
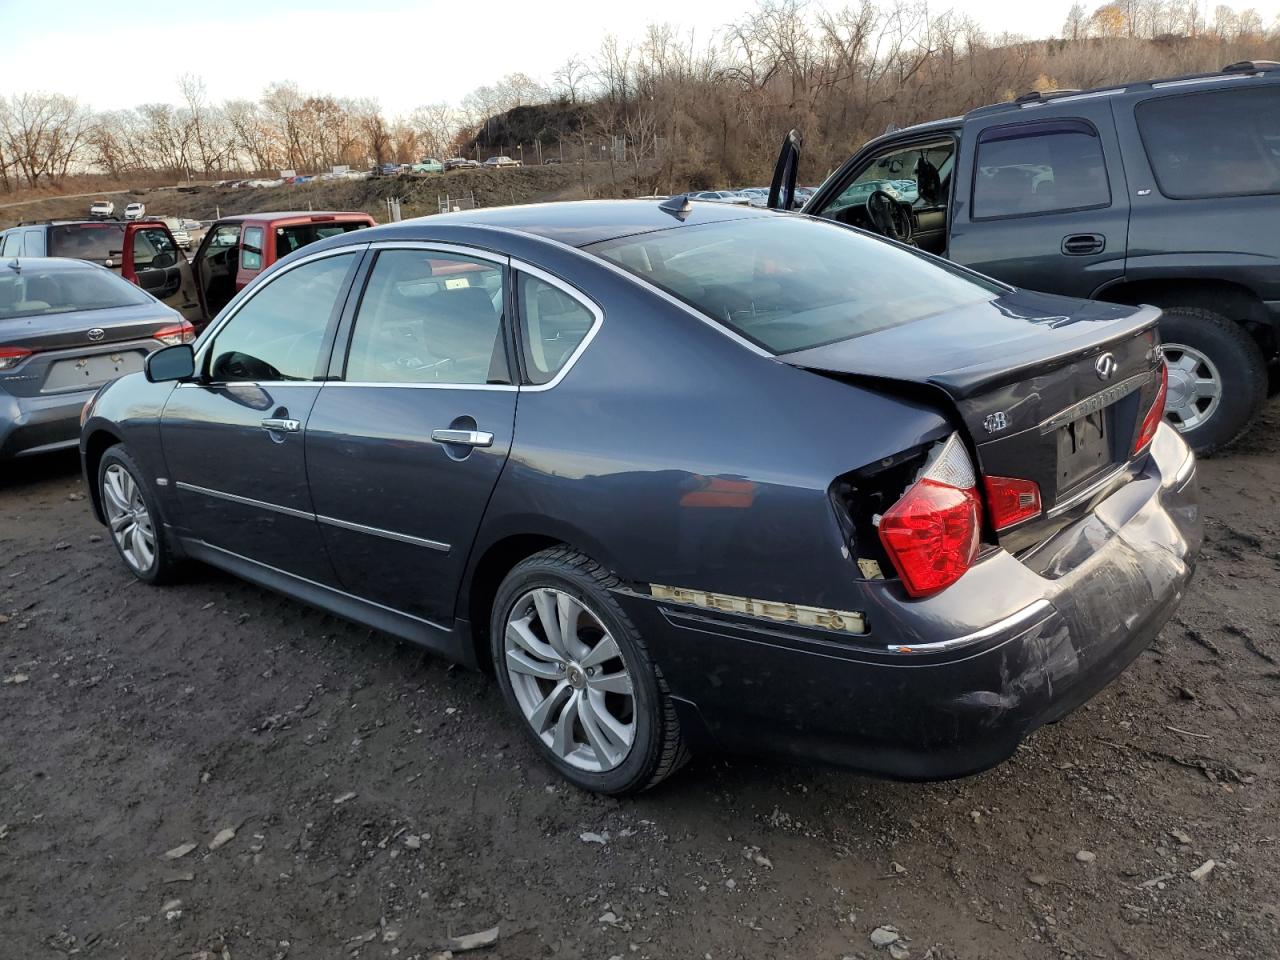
[87,328,105,342]
[1094,352,1117,380]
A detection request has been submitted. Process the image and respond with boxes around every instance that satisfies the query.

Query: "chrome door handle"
[260,417,301,433]
[431,429,494,447]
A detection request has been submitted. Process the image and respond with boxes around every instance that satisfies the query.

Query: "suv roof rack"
[1013,89,1081,104]
[1222,60,1280,74]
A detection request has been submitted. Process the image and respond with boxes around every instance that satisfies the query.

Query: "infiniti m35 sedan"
[80,200,1202,794]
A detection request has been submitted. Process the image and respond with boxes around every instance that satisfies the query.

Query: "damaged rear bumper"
[617,423,1201,780]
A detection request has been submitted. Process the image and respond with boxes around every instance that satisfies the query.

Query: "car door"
[947,104,1130,297]
[124,222,202,323]
[159,248,364,583]
[304,244,518,625]
[192,222,243,321]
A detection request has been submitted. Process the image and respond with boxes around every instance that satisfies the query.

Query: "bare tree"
[553,56,590,103]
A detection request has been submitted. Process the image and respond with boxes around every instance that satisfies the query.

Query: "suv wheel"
[490,547,688,794]
[1158,307,1266,455]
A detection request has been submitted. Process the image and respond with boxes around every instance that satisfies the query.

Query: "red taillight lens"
[984,476,1042,530]
[878,434,983,598]
[1132,362,1169,455]
[153,321,195,346]
[0,346,33,371]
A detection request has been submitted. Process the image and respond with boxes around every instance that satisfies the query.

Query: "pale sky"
[0,0,1272,115]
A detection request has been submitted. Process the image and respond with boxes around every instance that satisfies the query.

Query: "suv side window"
[344,249,507,385]
[207,253,357,382]
[1135,87,1280,200]
[517,273,597,385]
[22,230,45,256]
[972,119,1110,220]
[1,232,22,257]
[241,226,264,271]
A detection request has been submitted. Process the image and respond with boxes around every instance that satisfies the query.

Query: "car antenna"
[658,193,694,219]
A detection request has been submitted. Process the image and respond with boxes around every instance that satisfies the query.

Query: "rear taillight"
[153,321,195,346]
[1132,362,1169,455]
[0,346,33,371]
[877,434,983,598]
[984,476,1042,530]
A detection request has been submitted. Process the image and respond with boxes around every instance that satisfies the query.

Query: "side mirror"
[145,343,195,383]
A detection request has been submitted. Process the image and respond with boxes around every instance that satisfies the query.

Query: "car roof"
[214,211,373,224]
[403,199,775,247]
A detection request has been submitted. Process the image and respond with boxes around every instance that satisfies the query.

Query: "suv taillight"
[0,346,33,371]
[153,321,195,346]
[1133,362,1169,455]
[877,434,983,598]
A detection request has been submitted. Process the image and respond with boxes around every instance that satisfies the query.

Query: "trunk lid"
[783,288,1165,551]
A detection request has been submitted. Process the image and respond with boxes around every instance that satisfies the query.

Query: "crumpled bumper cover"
[617,424,1201,780]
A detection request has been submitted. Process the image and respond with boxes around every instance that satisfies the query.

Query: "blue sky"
[0,0,1269,114]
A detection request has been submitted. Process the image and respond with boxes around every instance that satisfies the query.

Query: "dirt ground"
[2,400,1278,960]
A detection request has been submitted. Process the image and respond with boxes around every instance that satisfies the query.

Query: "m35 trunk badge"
[984,412,1008,434]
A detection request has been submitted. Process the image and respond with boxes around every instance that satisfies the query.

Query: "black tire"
[489,547,688,795]
[1158,307,1267,455]
[97,445,182,585]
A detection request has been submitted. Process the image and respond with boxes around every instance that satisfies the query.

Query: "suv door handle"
[260,417,300,433]
[1062,233,1105,255]
[431,429,494,447]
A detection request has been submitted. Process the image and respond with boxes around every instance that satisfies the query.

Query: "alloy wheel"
[1161,342,1222,433]
[102,463,155,573]
[503,587,636,773]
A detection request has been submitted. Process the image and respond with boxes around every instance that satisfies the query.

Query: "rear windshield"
[277,221,367,257]
[0,265,150,319]
[587,216,1002,353]
[1136,86,1280,199]
[48,222,127,263]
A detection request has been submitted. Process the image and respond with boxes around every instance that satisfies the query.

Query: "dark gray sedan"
[1,257,193,459]
[79,202,1202,794]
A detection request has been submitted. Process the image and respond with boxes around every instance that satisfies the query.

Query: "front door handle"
[1061,233,1105,255]
[431,428,494,447]
[260,417,300,433]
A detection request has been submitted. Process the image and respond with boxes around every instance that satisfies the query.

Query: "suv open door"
[122,221,203,326]
[767,129,803,211]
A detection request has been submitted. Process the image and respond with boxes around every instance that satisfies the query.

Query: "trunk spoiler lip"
[784,303,1163,400]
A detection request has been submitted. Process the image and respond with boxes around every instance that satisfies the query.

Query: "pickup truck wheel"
[1158,308,1266,455]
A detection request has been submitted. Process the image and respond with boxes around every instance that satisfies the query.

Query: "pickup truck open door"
[122,221,203,325]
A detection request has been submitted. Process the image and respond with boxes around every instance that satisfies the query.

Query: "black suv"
[772,60,1280,453]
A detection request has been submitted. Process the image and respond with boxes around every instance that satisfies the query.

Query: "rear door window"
[22,230,45,256]
[240,226,264,271]
[971,120,1111,219]
[516,273,597,385]
[1135,86,1280,199]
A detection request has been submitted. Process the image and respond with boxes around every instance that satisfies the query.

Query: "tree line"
[1,0,1278,194]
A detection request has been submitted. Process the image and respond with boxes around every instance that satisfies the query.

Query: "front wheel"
[1158,308,1267,455]
[98,445,181,584]
[490,548,688,794]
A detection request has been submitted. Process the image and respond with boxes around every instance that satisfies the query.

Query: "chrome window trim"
[479,224,775,360]
[175,480,452,552]
[325,381,518,391]
[175,480,313,520]
[364,239,508,265]
[1152,74,1254,89]
[192,245,368,370]
[885,599,1056,654]
[175,379,324,389]
[509,258,605,391]
[315,513,450,553]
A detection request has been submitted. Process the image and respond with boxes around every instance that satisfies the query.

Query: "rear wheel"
[1157,308,1266,455]
[490,547,688,794]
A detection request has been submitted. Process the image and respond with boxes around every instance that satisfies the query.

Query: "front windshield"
[587,216,1002,354]
[0,265,151,319]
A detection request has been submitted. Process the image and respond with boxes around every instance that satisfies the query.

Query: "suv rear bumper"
[618,424,1201,779]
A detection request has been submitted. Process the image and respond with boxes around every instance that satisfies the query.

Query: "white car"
[89,199,115,218]
[123,202,146,220]
[158,217,191,249]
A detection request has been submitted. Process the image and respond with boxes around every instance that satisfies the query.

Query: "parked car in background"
[372,163,402,177]
[89,200,114,219]
[445,157,480,170]
[189,211,375,320]
[157,217,191,249]
[411,158,444,173]
[771,59,1280,453]
[1,258,193,459]
[0,220,202,325]
[123,202,146,221]
[689,190,749,204]
[483,156,522,168]
[81,201,1199,795]
[543,157,562,165]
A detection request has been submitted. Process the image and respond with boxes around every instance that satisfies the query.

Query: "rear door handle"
[431,429,494,447]
[1061,233,1105,255]
[260,417,300,433]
